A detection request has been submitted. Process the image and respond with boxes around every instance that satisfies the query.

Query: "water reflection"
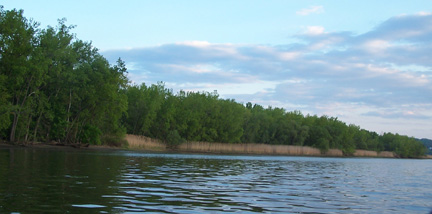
[0,148,431,213]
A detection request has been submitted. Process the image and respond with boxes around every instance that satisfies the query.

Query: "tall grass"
[178,141,330,156]
[125,134,396,157]
[377,151,395,158]
[126,134,166,151]
[354,150,395,158]
[125,134,346,156]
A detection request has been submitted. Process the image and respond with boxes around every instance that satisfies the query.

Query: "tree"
[0,7,39,142]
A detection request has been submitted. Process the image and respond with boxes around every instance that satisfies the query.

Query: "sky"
[3,1,432,139]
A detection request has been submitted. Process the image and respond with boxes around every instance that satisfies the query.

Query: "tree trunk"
[9,113,19,142]
[32,110,43,142]
[9,75,34,142]
[24,113,32,142]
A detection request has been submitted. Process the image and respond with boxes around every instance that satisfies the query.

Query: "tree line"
[0,7,427,157]
[124,83,426,158]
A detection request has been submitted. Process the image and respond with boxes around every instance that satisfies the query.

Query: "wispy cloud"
[296,5,324,16]
[362,110,432,120]
[103,13,432,138]
[304,26,326,36]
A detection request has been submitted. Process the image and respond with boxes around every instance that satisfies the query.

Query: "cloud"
[362,110,432,120]
[103,13,432,138]
[296,6,324,16]
[304,26,326,36]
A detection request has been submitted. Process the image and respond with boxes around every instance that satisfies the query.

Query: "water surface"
[0,147,431,213]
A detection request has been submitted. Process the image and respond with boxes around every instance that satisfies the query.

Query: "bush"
[316,138,329,153]
[101,134,128,148]
[166,130,185,149]
[80,125,102,145]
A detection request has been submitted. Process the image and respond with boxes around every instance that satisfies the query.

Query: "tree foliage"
[122,82,426,157]
[0,7,127,145]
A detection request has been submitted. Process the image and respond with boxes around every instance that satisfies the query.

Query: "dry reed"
[126,134,166,151]
[325,149,344,156]
[125,134,395,158]
[354,150,395,158]
[377,151,395,158]
[178,141,340,156]
[354,150,378,157]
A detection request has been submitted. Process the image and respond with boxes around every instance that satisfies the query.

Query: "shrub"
[101,134,128,148]
[80,125,102,145]
[166,130,185,149]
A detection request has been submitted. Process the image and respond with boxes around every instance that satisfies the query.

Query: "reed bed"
[354,150,378,157]
[178,141,343,156]
[377,151,395,158]
[125,134,396,158]
[126,134,167,151]
[325,149,344,156]
[354,150,395,158]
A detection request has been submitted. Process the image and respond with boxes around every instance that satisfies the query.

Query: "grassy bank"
[126,134,398,158]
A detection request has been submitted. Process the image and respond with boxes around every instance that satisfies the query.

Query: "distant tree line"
[124,83,426,158]
[0,7,427,157]
[418,138,432,155]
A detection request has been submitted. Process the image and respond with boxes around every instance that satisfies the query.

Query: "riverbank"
[2,135,431,159]
[125,134,403,158]
[0,141,125,152]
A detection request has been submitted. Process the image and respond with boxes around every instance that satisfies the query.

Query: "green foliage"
[418,138,432,155]
[122,81,427,157]
[79,125,101,145]
[0,7,127,145]
[101,134,128,148]
[0,75,10,134]
[316,138,330,153]
[165,130,185,149]
[380,133,427,158]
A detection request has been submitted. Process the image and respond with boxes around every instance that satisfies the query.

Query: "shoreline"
[125,134,432,159]
[1,135,431,159]
[0,141,125,152]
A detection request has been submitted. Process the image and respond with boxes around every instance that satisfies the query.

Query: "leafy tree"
[0,7,39,142]
[0,7,127,145]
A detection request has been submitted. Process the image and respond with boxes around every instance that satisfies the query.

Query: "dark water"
[0,147,431,213]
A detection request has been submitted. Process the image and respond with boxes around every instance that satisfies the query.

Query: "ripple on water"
[1,149,431,213]
[72,204,106,208]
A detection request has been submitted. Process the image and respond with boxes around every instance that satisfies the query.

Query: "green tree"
[0,7,39,142]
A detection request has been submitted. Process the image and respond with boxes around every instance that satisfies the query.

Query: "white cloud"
[103,13,432,138]
[304,26,326,35]
[278,51,300,60]
[175,41,211,47]
[417,11,432,16]
[296,5,324,16]
[362,39,392,53]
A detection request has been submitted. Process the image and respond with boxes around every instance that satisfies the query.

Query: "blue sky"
[3,1,432,139]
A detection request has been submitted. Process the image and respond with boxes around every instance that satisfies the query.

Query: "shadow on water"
[0,148,431,213]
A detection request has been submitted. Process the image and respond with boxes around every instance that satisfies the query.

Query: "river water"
[0,147,431,213]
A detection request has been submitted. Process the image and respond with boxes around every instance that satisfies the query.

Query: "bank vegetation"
[126,134,398,158]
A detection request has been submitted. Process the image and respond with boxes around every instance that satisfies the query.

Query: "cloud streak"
[296,5,324,16]
[103,13,432,138]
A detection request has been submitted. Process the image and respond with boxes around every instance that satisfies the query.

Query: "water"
[0,147,431,213]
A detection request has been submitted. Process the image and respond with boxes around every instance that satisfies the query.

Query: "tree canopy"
[0,7,128,146]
